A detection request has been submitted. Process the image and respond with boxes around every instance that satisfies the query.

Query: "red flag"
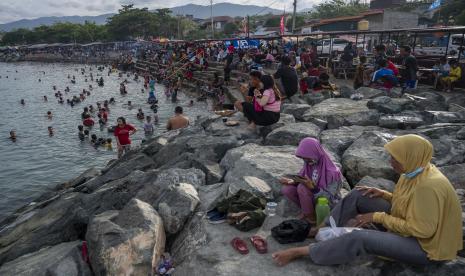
[280,15,285,35]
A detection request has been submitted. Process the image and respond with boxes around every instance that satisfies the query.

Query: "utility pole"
[247,15,250,38]
[291,0,297,34]
[210,0,214,39]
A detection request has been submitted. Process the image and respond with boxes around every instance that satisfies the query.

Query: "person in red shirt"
[387,59,399,76]
[83,114,95,127]
[227,44,235,54]
[100,108,108,123]
[114,116,137,158]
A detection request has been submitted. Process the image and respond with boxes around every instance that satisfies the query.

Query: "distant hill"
[171,3,281,18]
[0,3,283,32]
[0,14,113,32]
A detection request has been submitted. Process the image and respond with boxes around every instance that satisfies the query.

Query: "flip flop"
[250,235,268,254]
[231,237,249,255]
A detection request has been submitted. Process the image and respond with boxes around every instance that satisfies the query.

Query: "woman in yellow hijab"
[273,134,462,266]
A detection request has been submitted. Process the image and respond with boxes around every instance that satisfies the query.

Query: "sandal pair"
[230,235,268,255]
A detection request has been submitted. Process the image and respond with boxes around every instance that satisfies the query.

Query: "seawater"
[0,62,210,221]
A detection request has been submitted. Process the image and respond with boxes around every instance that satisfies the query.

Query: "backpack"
[271,219,311,244]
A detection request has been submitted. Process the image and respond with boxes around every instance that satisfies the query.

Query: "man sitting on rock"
[167,106,189,131]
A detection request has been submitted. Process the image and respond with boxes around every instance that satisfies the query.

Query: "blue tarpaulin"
[428,0,441,11]
[225,39,260,48]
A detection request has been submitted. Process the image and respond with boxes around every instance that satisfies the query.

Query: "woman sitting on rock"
[235,74,281,129]
[280,138,343,224]
[273,134,462,266]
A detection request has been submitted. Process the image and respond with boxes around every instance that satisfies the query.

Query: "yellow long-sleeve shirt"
[373,168,463,261]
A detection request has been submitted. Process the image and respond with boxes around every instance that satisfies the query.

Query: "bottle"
[315,197,330,226]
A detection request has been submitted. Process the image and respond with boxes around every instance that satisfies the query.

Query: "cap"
[317,197,329,205]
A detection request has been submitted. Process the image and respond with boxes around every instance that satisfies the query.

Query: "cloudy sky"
[0,0,324,24]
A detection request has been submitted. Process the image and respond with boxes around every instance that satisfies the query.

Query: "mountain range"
[0,3,285,32]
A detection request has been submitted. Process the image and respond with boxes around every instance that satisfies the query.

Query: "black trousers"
[242,102,280,126]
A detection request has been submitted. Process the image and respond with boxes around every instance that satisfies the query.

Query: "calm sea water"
[0,62,211,221]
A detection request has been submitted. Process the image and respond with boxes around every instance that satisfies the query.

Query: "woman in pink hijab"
[280,137,343,224]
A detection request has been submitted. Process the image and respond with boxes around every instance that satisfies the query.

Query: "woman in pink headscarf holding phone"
[280,137,343,224]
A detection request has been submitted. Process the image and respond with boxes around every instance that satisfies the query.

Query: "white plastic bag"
[315,216,360,242]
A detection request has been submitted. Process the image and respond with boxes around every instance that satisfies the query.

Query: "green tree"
[223,22,239,35]
[264,17,281,27]
[309,0,369,19]
[106,5,159,40]
[286,15,305,30]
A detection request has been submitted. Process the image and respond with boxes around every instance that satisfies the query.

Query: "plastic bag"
[315,216,360,242]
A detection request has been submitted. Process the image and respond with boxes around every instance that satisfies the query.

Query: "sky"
[0,0,325,24]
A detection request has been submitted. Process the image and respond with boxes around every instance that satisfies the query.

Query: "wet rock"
[136,168,205,204]
[308,117,328,129]
[302,92,325,105]
[340,85,355,98]
[258,113,296,138]
[198,183,230,211]
[458,127,465,140]
[79,153,155,192]
[406,91,448,111]
[415,123,465,139]
[320,126,381,158]
[367,96,414,114]
[378,114,425,129]
[0,241,91,276]
[344,110,380,126]
[431,138,465,167]
[155,183,200,235]
[265,122,321,146]
[447,95,465,110]
[439,164,465,190]
[192,159,224,185]
[0,170,152,265]
[281,103,311,121]
[86,199,165,276]
[301,98,370,129]
[221,144,302,198]
[355,87,386,99]
[355,176,395,193]
[56,167,100,190]
[342,131,397,185]
[423,111,465,124]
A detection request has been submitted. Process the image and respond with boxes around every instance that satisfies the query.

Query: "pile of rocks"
[1,74,465,275]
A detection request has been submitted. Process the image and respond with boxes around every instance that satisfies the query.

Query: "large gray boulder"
[86,199,165,276]
[204,113,260,140]
[301,98,370,129]
[342,131,397,185]
[367,96,414,114]
[415,123,465,139]
[378,114,425,129]
[355,87,386,99]
[355,176,396,193]
[458,127,465,140]
[265,122,321,146]
[302,92,325,105]
[281,103,311,121]
[0,170,154,265]
[407,91,448,111]
[439,163,465,190]
[423,111,465,124]
[258,113,296,137]
[344,110,380,126]
[430,138,465,167]
[221,144,302,198]
[320,126,381,158]
[0,241,91,276]
[155,183,200,235]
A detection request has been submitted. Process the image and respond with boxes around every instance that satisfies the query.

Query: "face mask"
[403,167,424,179]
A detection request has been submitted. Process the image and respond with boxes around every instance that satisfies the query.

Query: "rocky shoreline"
[1,59,465,275]
[0,52,120,64]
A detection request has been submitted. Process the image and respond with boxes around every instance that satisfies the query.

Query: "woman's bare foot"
[272,247,309,266]
[247,122,256,130]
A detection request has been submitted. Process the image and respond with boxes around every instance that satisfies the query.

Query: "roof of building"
[310,9,384,27]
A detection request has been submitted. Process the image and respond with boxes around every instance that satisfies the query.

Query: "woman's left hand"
[354,213,374,227]
[253,89,262,98]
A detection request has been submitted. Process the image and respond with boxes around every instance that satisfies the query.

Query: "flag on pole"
[428,0,442,11]
[280,15,285,35]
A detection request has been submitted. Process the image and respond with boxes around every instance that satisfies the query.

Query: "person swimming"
[137,109,145,120]
[144,116,154,134]
[47,111,52,119]
[9,130,16,142]
[20,99,25,105]
[48,126,54,137]
[43,96,48,102]
[105,138,113,150]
